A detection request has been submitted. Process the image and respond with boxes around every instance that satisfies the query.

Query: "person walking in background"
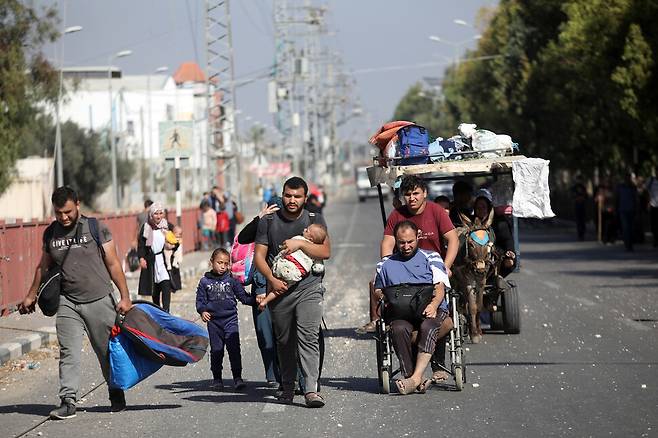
[224,191,238,245]
[616,172,638,252]
[646,167,658,247]
[196,248,255,390]
[138,203,174,311]
[200,201,216,250]
[136,199,154,234]
[571,175,588,241]
[237,200,281,387]
[18,186,132,419]
[594,179,616,244]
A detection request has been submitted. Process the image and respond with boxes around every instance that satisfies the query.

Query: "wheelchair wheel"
[381,369,390,394]
[449,291,466,391]
[454,366,464,391]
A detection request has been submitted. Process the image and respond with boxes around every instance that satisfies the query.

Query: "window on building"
[127,120,134,136]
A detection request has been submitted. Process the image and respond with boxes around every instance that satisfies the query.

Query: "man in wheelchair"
[374,220,454,394]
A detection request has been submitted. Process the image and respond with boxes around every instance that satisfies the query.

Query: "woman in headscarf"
[137,203,174,312]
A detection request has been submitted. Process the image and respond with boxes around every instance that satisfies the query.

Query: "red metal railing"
[0,208,201,315]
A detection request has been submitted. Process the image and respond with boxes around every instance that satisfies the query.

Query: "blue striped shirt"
[374,249,450,310]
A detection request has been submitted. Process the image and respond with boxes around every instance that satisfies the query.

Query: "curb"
[0,327,57,366]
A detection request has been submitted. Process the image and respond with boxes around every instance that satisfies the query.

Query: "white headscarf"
[143,202,169,246]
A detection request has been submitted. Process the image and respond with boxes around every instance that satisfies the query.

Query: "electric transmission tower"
[205,0,241,206]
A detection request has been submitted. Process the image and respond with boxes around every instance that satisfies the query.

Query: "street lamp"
[147,65,168,194]
[108,49,133,210]
[54,25,83,188]
[428,34,481,67]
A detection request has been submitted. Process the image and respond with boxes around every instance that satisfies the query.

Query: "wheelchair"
[374,286,466,393]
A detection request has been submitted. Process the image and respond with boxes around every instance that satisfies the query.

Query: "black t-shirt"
[43,216,113,303]
[255,209,327,292]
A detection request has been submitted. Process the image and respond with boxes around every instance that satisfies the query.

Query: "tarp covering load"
[512,158,555,219]
[109,301,209,389]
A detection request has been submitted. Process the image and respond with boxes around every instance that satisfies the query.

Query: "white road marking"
[565,294,596,307]
[542,280,560,290]
[262,403,286,413]
[335,243,369,248]
[523,268,536,276]
[619,318,651,331]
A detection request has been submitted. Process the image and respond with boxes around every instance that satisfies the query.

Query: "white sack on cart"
[512,158,555,218]
[458,123,477,138]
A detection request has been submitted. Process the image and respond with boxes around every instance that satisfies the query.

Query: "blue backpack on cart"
[396,124,430,165]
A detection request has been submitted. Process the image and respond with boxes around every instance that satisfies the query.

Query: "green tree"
[0,0,58,194]
[20,115,113,208]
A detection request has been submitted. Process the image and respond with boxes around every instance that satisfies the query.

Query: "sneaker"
[49,398,76,420]
[234,378,246,390]
[109,388,126,413]
[304,392,325,408]
[266,380,280,389]
[355,321,377,334]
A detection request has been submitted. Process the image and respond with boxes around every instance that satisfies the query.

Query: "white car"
[355,166,390,202]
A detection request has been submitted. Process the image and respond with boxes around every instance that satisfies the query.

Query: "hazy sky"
[41,0,496,137]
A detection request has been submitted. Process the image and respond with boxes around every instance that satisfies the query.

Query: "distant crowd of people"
[571,167,658,251]
[199,187,241,250]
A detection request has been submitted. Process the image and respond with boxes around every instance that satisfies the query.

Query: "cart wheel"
[454,366,464,391]
[503,284,521,334]
[381,370,390,394]
[491,310,504,330]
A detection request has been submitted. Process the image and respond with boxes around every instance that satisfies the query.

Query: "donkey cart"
[367,155,530,342]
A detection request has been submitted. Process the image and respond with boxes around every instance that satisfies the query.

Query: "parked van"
[355,166,389,202]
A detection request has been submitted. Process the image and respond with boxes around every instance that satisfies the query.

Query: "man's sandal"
[395,378,417,395]
[432,370,449,383]
[417,378,433,394]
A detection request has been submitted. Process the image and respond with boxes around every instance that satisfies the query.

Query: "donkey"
[452,210,499,344]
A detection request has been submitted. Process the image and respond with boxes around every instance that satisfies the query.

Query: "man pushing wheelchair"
[374,220,454,394]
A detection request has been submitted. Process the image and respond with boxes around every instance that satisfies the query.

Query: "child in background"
[257,223,327,310]
[165,226,183,291]
[196,248,255,390]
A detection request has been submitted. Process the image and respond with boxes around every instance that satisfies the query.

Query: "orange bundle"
[369,121,414,151]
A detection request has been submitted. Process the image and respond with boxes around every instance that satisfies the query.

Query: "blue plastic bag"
[109,332,163,390]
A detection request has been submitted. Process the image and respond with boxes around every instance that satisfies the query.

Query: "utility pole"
[205,0,239,207]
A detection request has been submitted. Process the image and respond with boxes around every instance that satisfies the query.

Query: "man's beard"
[399,246,419,260]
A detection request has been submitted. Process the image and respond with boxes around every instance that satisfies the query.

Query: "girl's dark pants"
[208,316,243,381]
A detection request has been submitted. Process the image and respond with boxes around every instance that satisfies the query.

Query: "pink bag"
[230,236,255,285]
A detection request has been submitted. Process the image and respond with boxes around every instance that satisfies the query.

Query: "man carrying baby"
[258,223,326,308]
[254,176,331,408]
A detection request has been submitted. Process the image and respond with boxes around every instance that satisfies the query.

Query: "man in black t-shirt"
[254,177,331,408]
[19,187,132,420]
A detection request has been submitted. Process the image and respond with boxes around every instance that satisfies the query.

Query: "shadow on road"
[468,360,658,367]
[322,376,379,394]
[323,327,372,340]
[0,403,51,417]
[81,403,182,413]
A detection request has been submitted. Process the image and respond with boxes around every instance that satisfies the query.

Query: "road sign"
[160,121,193,159]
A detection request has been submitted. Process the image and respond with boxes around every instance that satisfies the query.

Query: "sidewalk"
[0,249,212,366]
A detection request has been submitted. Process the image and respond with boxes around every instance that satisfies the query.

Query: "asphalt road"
[1,195,656,438]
